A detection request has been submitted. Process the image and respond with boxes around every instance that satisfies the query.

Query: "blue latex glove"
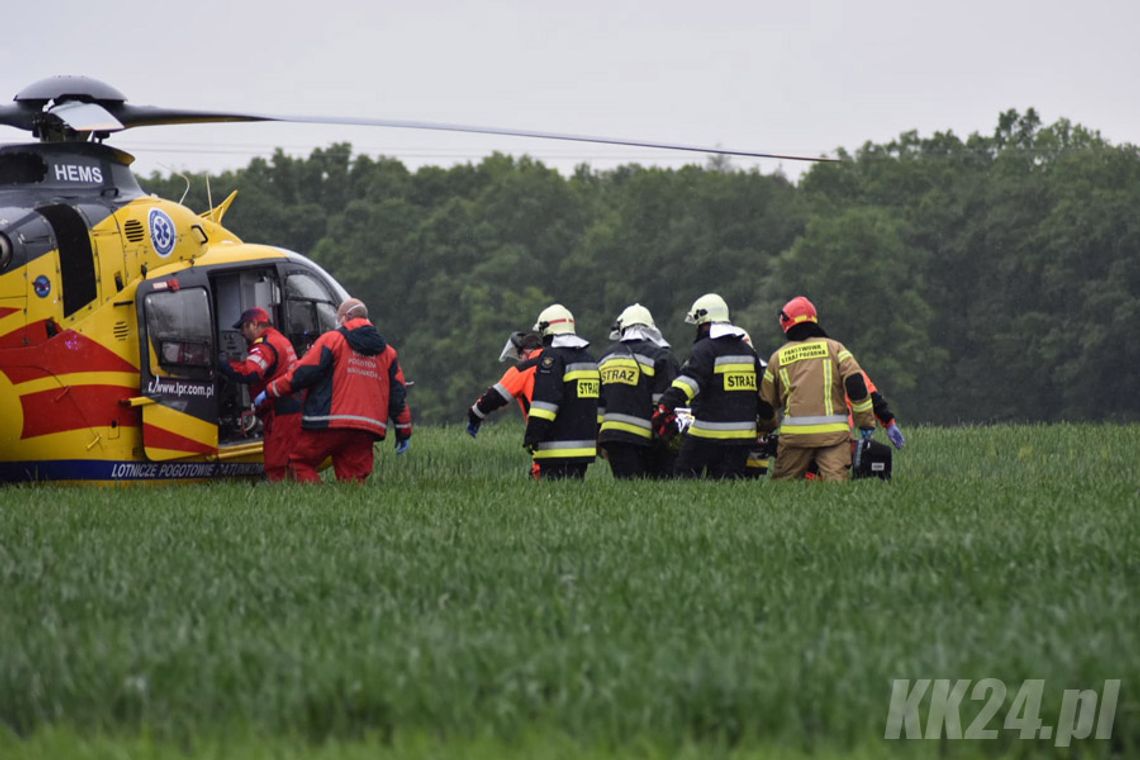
[395,438,411,455]
[466,421,480,439]
[886,421,906,449]
[253,390,267,407]
[860,427,875,442]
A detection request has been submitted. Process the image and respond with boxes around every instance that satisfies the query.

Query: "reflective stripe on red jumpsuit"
[267,318,411,481]
[225,326,301,481]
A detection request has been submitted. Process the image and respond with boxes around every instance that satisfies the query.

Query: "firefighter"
[261,298,412,483]
[597,303,680,478]
[745,433,778,478]
[842,371,908,479]
[219,306,301,482]
[803,371,906,480]
[737,330,775,479]
[466,330,544,437]
[757,296,875,481]
[523,304,600,480]
[652,294,761,479]
[860,372,907,449]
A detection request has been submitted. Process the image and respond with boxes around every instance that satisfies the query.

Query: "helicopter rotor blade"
[109,106,836,163]
[254,110,834,161]
[249,113,838,163]
[110,105,269,129]
[2,74,837,163]
[0,103,41,132]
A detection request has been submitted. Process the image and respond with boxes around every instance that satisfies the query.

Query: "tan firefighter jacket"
[759,337,875,447]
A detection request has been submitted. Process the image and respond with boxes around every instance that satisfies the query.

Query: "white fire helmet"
[533,303,576,336]
[684,293,730,325]
[609,303,656,340]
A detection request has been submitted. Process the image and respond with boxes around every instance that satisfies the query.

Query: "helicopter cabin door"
[136,275,219,461]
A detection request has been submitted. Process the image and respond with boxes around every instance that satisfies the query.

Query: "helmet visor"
[498,334,523,363]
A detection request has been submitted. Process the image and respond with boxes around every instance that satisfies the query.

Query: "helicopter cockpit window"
[284,272,338,352]
[144,287,213,378]
[0,233,12,271]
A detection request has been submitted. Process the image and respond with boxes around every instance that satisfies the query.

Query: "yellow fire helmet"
[533,303,576,336]
[685,293,730,325]
[609,303,656,339]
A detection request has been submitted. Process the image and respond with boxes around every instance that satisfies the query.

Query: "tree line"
[143,109,1140,425]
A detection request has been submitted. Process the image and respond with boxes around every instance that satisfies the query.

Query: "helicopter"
[0,75,832,484]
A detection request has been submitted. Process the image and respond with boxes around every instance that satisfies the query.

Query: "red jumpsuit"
[223,326,301,482]
[267,318,411,483]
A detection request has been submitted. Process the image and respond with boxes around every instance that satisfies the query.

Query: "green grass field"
[1,424,1137,758]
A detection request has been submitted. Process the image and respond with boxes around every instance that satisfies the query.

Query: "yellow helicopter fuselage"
[0,142,347,483]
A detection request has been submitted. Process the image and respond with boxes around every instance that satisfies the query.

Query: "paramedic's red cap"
[232,307,271,329]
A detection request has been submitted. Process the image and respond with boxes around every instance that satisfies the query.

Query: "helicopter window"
[284,272,338,352]
[144,287,213,378]
[0,153,47,185]
[316,301,337,328]
[285,272,335,302]
[0,233,12,271]
[38,204,97,317]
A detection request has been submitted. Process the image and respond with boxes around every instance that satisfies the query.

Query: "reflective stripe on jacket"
[472,350,542,421]
[658,333,760,445]
[597,339,679,446]
[268,318,411,438]
[760,337,873,447]
[523,344,599,463]
[224,327,301,415]
[843,371,897,430]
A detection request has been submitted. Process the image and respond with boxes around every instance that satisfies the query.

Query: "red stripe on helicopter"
[0,307,18,320]
[0,320,51,349]
[0,329,138,383]
[19,385,138,439]
[141,424,216,455]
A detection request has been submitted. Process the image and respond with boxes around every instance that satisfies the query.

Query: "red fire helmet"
[778,296,818,333]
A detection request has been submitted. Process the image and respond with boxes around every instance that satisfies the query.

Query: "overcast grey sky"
[3,0,1138,180]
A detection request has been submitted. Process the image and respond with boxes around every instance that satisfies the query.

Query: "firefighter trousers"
[531,461,588,481]
[674,438,750,479]
[772,440,851,482]
[602,442,675,479]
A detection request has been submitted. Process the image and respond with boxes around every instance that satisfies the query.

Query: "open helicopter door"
[211,267,281,448]
[135,274,219,461]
